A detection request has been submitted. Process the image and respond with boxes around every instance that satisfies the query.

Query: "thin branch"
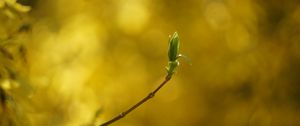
[99,75,172,126]
[100,32,182,126]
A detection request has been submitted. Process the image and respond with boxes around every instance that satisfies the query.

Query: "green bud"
[168,32,180,61]
[166,61,179,76]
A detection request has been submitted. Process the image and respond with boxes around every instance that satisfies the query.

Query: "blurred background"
[1,0,300,126]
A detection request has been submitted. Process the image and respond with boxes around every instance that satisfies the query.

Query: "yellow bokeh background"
[1,0,300,126]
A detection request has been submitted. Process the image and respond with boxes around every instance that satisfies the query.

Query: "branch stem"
[99,75,172,126]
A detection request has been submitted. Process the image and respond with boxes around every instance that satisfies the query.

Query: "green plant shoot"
[166,32,181,78]
[100,32,184,126]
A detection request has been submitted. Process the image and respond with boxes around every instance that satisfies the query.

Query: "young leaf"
[166,32,181,78]
[168,32,180,62]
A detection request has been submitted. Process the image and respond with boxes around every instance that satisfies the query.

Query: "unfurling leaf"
[168,32,180,62]
[166,32,181,78]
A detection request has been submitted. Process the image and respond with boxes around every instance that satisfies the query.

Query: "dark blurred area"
[1,0,300,126]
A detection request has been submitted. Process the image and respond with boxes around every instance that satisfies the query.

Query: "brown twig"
[99,75,172,126]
